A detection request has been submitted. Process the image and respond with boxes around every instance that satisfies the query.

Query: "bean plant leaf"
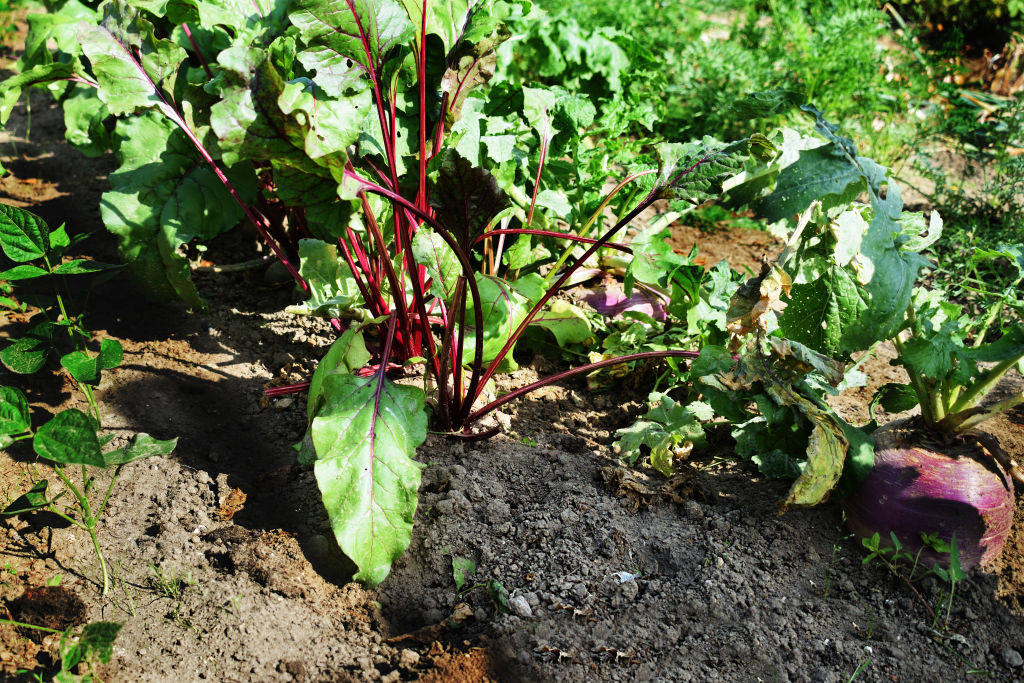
[51,259,121,275]
[1,332,53,375]
[34,409,103,467]
[0,385,31,436]
[60,339,123,384]
[0,203,49,262]
[0,265,47,281]
[103,433,178,466]
[60,622,123,672]
[310,371,427,586]
[0,480,51,518]
[452,556,476,592]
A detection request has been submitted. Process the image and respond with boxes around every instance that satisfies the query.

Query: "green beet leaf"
[0,203,50,263]
[290,0,414,96]
[310,371,427,586]
[462,275,530,369]
[0,385,31,437]
[77,1,184,119]
[34,409,104,467]
[292,239,365,320]
[412,227,462,303]
[306,326,373,422]
[103,433,177,466]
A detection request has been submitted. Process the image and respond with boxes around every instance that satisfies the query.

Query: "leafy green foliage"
[310,364,427,587]
[0,205,176,595]
[614,394,711,477]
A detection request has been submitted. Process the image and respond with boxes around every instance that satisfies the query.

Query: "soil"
[2,21,1024,683]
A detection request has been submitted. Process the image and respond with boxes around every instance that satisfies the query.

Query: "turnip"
[842,286,1024,570]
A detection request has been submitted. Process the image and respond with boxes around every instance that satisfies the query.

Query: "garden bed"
[2,87,1024,682]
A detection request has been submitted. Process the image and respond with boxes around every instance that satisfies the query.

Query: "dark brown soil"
[2,15,1024,683]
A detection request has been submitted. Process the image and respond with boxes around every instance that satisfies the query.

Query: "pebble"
[398,649,420,669]
[1001,647,1023,668]
[508,595,533,618]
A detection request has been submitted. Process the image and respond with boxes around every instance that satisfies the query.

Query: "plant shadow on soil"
[3,92,1024,682]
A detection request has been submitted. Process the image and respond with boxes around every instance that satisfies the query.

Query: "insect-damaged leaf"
[429,149,509,250]
[290,0,415,97]
[310,371,427,586]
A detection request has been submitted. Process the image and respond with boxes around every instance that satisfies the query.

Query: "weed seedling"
[0,204,178,594]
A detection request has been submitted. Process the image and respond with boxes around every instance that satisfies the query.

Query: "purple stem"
[180,24,214,79]
[465,350,701,424]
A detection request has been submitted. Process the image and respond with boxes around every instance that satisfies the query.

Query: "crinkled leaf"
[34,409,103,467]
[438,8,511,123]
[615,393,709,476]
[730,89,803,119]
[778,266,867,357]
[210,49,320,172]
[0,385,31,436]
[0,480,51,518]
[654,138,746,206]
[103,433,177,466]
[277,78,372,174]
[872,382,920,414]
[429,149,509,250]
[0,203,49,263]
[292,239,364,319]
[60,338,123,384]
[751,145,865,222]
[310,371,427,586]
[290,0,415,97]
